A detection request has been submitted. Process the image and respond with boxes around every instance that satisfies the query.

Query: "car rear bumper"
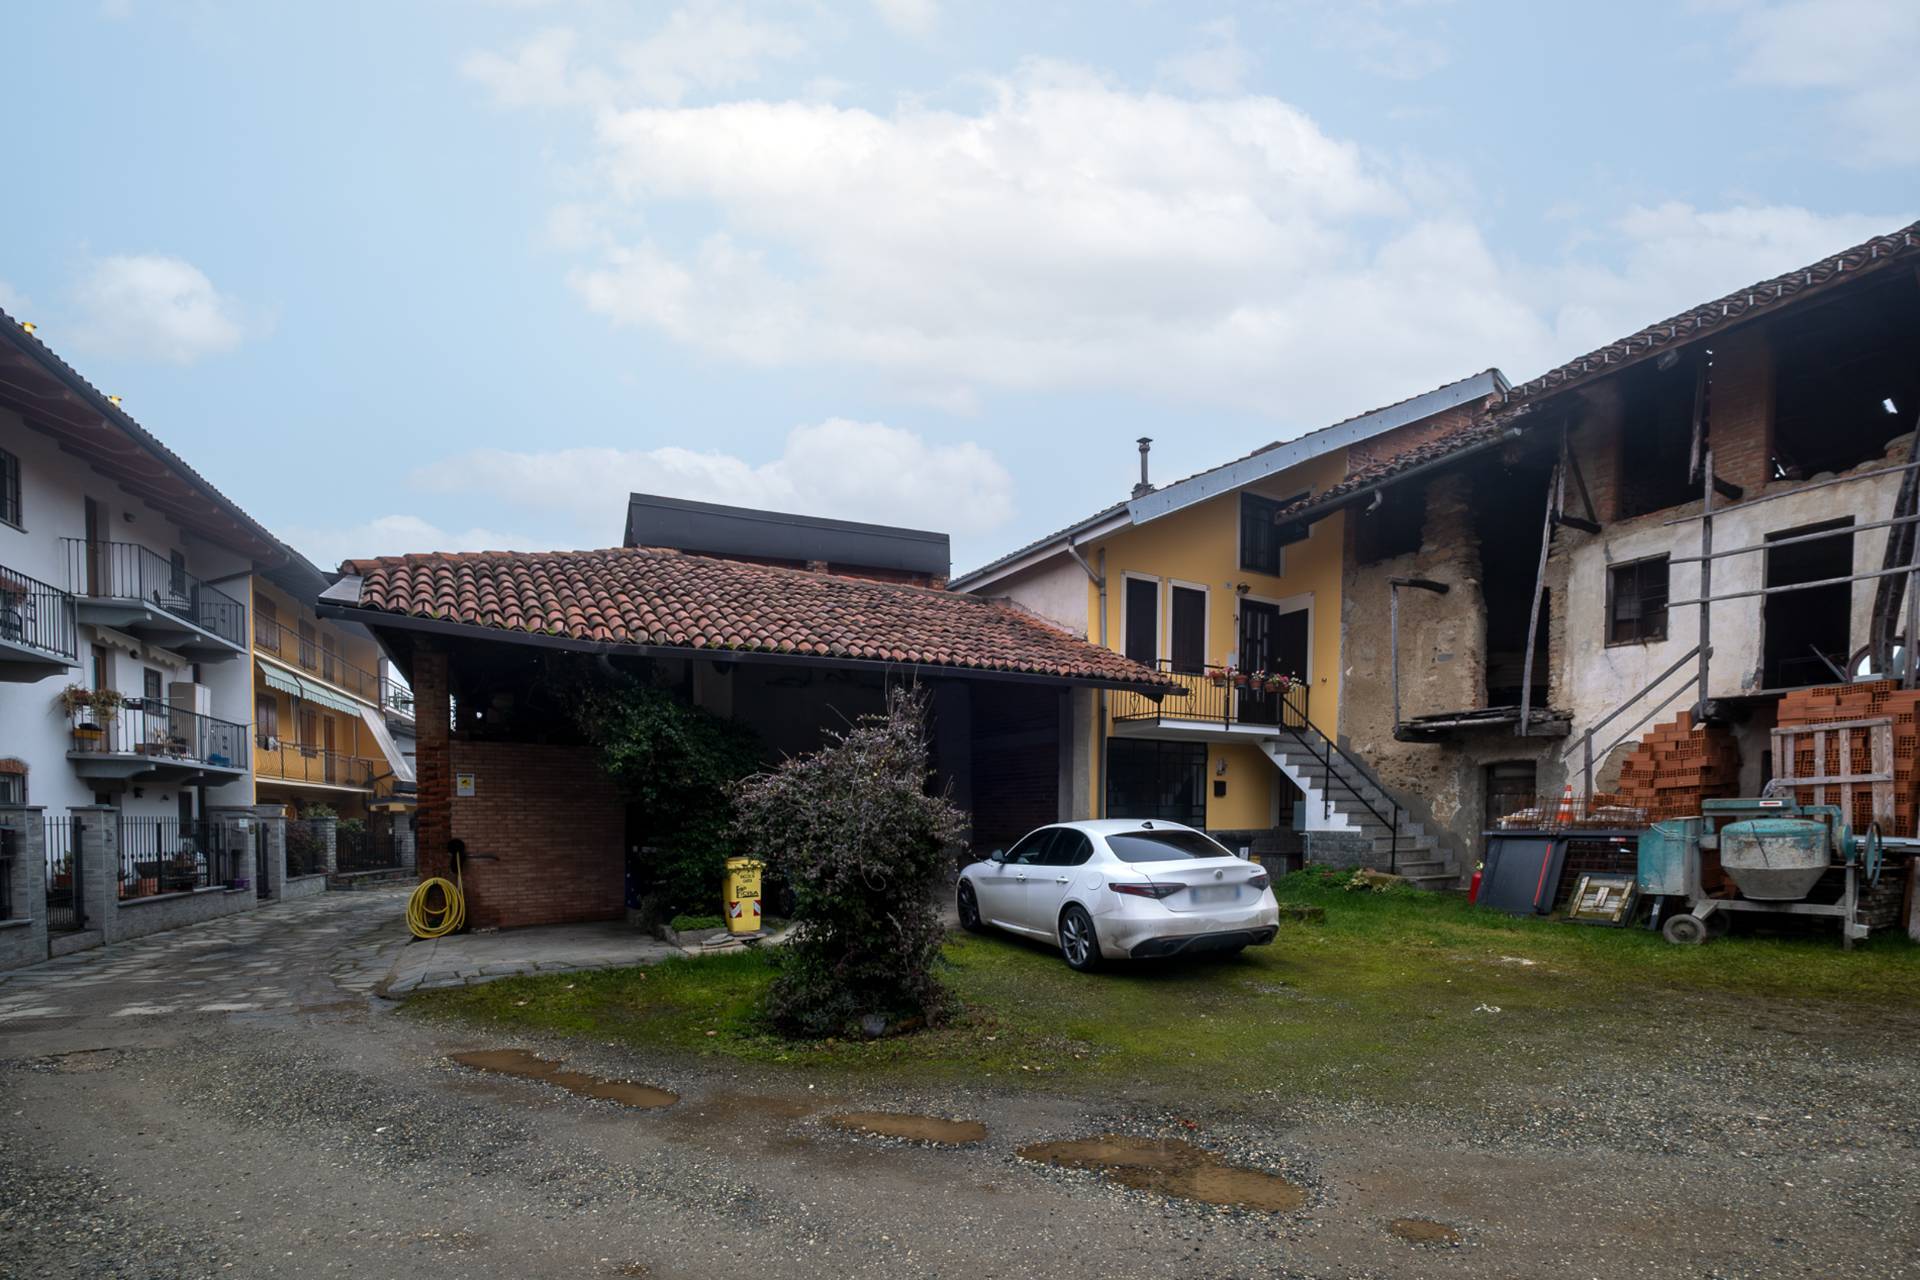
[1126,926,1278,959]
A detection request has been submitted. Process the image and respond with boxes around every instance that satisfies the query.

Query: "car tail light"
[1110,882,1180,899]
[1248,873,1270,890]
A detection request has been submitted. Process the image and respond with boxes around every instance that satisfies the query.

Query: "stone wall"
[0,807,49,972]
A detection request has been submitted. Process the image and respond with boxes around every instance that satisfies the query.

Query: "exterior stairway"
[1258,734,1459,891]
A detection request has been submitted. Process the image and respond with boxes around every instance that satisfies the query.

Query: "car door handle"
[1014,872,1028,881]
[1054,876,1071,884]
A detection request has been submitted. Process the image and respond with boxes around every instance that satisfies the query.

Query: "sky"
[3,0,1916,576]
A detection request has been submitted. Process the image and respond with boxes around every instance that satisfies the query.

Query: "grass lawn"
[410,872,1920,1107]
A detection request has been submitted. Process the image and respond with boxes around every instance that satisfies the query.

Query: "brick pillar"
[414,644,452,880]
[72,806,120,942]
[0,806,48,970]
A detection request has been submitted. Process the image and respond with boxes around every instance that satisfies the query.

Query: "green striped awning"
[258,662,362,715]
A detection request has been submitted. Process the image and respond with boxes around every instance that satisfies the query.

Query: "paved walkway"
[375,919,683,995]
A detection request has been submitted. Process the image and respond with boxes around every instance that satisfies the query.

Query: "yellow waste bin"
[724,857,764,935]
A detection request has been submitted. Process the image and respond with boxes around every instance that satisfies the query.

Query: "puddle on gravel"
[449,1050,678,1109]
[1388,1218,1462,1246]
[1017,1135,1305,1212]
[828,1111,987,1144]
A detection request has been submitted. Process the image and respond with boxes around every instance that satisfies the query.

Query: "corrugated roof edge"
[0,307,288,566]
[948,367,1506,590]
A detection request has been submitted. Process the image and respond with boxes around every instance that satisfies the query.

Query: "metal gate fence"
[335,819,399,873]
[286,819,327,877]
[44,816,84,931]
[118,818,234,900]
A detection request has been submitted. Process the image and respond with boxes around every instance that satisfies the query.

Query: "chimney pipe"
[1132,437,1154,498]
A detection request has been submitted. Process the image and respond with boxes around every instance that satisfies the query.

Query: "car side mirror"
[985,848,1007,863]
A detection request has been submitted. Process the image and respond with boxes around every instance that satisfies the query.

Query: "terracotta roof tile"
[342,545,1172,688]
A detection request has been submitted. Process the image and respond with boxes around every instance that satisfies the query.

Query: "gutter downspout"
[1066,535,1108,819]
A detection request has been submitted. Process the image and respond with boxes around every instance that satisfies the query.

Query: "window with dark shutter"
[1240,491,1310,575]
[1170,585,1206,674]
[0,446,20,527]
[1607,556,1669,645]
[1123,577,1159,665]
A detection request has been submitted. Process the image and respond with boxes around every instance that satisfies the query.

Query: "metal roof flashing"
[1125,369,1507,525]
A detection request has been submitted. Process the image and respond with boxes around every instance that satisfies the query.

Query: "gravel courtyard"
[3,891,1917,1279]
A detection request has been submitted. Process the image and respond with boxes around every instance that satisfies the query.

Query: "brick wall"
[1707,328,1773,496]
[1345,403,1481,474]
[448,740,626,929]
[1614,711,1742,821]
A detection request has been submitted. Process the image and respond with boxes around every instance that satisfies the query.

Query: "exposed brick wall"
[448,740,626,929]
[970,683,1059,852]
[414,646,452,881]
[1776,680,1918,834]
[1708,328,1773,497]
[1345,403,1482,474]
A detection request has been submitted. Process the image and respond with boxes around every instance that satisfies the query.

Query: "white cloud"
[870,0,938,37]
[65,254,253,365]
[474,28,1900,422]
[1725,0,1920,166]
[1156,19,1251,96]
[462,7,804,109]
[411,419,1015,536]
[283,515,545,572]
[1543,203,1903,356]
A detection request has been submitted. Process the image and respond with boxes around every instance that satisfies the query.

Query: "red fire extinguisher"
[1468,861,1484,904]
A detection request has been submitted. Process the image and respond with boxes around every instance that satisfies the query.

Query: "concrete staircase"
[1259,735,1459,891]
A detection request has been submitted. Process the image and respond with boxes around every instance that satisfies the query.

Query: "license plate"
[1187,885,1242,905]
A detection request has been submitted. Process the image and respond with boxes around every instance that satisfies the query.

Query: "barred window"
[0,446,20,526]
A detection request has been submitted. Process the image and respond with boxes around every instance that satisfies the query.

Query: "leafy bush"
[669,914,725,933]
[561,660,762,915]
[732,688,968,1038]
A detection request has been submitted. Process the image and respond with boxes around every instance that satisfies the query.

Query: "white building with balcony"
[0,313,283,828]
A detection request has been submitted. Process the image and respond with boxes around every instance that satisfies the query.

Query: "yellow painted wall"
[1042,447,1353,824]
[249,576,385,814]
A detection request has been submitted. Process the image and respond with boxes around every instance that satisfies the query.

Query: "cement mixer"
[1637,796,1884,949]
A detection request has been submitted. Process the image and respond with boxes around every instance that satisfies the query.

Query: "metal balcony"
[254,741,379,791]
[253,615,380,702]
[0,561,78,680]
[62,539,247,659]
[1109,659,1305,735]
[67,697,251,783]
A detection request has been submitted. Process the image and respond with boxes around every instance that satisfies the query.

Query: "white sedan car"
[957,820,1280,971]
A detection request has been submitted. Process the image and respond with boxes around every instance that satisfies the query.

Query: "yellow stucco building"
[248,556,415,835]
[952,371,1505,884]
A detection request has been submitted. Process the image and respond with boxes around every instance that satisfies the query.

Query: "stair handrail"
[1276,684,1404,872]
[1561,643,1702,797]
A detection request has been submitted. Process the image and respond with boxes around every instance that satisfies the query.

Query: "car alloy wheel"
[958,881,986,933]
[1059,905,1101,972]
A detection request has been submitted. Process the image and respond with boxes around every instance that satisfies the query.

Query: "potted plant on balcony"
[1206,666,1229,687]
[60,684,103,746]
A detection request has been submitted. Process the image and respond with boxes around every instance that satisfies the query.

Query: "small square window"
[1608,556,1670,645]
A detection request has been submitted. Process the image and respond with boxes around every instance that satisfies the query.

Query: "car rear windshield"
[1105,830,1236,863]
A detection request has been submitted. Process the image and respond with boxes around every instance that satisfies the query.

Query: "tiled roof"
[341,545,1174,687]
[1279,216,1920,522]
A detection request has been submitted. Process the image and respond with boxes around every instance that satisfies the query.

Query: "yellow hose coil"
[406,864,466,939]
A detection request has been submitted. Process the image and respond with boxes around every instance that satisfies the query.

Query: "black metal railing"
[335,820,398,873]
[286,819,329,877]
[253,615,381,702]
[69,697,251,772]
[61,538,247,649]
[0,562,78,663]
[118,817,239,899]
[44,816,84,930]
[255,741,378,789]
[1109,660,1303,729]
[379,675,414,719]
[1273,683,1406,871]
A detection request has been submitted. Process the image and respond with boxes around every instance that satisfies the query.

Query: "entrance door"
[976,826,1053,929]
[1238,601,1308,724]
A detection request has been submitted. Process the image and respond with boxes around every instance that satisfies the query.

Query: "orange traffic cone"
[1555,783,1576,826]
